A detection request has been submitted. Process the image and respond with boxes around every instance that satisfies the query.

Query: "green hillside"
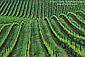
[0,0,85,57]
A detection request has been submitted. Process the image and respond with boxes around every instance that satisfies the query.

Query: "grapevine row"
[60,14,85,34]
[26,0,33,18]
[38,18,55,57]
[1,0,10,15]
[67,12,85,25]
[51,15,85,45]
[2,21,24,57]
[44,17,85,57]
[0,23,19,47]
[4,0,14,16]
[11,0,20,16]
[15,0,23,17]
[27,20,31,57]
[8,0,17,16]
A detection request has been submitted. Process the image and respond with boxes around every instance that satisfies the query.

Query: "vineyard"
[0,0,85,57]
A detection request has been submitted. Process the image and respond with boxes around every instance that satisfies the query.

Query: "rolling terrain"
[0,0,85,57]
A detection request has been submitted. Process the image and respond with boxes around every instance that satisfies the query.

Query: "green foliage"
[0,0,85,57]
[44,16,85,57]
